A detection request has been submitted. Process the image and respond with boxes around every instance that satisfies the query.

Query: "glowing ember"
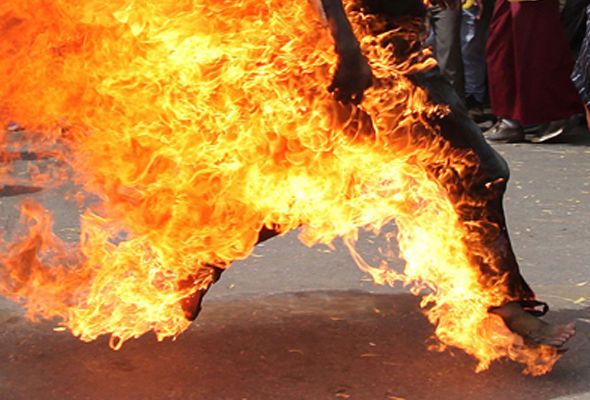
[0,0,557,374]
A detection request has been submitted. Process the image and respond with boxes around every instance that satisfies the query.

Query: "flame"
[0,0,558,374]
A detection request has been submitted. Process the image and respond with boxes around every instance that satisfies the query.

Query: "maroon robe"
[486,0,583,125]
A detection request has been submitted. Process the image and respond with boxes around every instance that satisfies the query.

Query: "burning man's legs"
[180,226,280,320]
[410,68,575,346]
[411,68,532,299]
[179,264,224,321]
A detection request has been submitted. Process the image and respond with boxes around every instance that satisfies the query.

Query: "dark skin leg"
[491,302,576,347]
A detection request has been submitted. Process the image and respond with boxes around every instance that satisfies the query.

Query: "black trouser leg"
[430,5,465,100]
[180,226,281,320]
[410,68,534,300]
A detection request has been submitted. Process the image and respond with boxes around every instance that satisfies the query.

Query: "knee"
[479,148,510,185]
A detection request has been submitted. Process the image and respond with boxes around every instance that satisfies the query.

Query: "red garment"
[486,0,583,125]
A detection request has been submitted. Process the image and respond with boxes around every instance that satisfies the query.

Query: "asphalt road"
[1,133,589,400]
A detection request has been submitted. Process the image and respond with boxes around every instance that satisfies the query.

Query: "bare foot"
[491,302,576,348]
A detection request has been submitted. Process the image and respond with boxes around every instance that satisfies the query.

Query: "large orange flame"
[0,0,558,374]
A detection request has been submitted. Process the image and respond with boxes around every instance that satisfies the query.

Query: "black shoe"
[527,119,569,143]
[484,119,525,143]
[465,95,486,123]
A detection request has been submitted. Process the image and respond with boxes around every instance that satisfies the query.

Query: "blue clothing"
[572,4,590,107]
[460,0,494,103]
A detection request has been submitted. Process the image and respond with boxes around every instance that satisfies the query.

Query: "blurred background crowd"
[427,0,590,143]
[5,0,590,145]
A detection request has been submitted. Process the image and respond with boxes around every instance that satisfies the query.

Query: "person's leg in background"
[484,0,525,142]
[461,0,494,121]
[486,0,583,143]
[513,0,583,142]
[430,5,465,101]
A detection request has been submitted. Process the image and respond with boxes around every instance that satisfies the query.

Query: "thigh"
[410,68,509,182]
[430,6,464,93]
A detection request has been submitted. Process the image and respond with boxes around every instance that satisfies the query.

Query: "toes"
[494,305,577,350]
[528,322,576,348]
[560,334,571,342]
[543,337,567,347]
[546,323,576,347]
[558,323,576,339]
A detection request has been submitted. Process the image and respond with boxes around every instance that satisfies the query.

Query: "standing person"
[182,0,576,349]
[461,0,494,120]
[484,0,583,143]
[430,3,465,100]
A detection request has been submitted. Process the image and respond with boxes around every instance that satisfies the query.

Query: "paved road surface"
[1,134,589,399]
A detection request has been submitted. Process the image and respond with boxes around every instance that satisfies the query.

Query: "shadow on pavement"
[0,291,588,400]
[0,151,55,161]
[0,185,44,197]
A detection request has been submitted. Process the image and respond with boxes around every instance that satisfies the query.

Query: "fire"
[0,0,558,374]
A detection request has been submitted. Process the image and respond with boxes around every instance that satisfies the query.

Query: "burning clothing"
[321,0,535,300]
[0,0,558,374]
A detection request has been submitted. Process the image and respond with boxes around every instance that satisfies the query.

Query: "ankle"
[501,118,521,129]
[489,301,524,320]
